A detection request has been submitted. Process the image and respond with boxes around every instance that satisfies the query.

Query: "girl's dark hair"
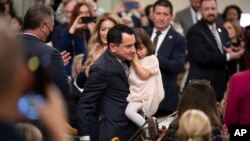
[132,28,155,56]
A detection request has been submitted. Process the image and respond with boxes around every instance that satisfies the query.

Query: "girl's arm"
[132,53,151,80]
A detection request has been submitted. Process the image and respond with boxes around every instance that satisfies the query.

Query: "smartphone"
[81,16,96,24]
[18,93,45,120]
[124,2,138,10]
[18,61,51,120]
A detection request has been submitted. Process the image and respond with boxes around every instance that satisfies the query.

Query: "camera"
[124,2,138,10]
[81,16,96,24]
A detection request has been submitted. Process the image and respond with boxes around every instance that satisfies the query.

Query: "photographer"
[56,2,95,76]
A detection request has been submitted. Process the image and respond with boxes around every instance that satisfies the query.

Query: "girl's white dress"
[126,55,165,117]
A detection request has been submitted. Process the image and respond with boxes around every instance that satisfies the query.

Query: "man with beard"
[186,0,244,102]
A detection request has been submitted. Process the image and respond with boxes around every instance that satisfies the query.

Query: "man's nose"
[131,45,136,53]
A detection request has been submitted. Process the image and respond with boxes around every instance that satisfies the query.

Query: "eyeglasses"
[188,79,211,84]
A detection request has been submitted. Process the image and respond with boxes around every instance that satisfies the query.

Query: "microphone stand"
[128,118,158,141]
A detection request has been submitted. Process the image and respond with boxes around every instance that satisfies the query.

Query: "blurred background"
[13,0,250,17]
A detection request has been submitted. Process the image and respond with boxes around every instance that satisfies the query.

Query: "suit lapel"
[157,27,175,56]
[201,21,223,53]
[217,26,227,47]
[106,51,128,81]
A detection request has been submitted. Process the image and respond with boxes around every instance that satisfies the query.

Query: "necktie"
[122,62,129,77]
[153,31,162,47]
[211,25,223,53]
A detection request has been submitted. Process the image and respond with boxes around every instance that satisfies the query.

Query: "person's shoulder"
[145,55,158,62]
[186,21,204,35]
[169,27,186,41]
[232,70,250,80]
[141,55,158,64]
[91,51,109,68]
[175,7,190,16]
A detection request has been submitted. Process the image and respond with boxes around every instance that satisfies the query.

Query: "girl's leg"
[125,101,146,127]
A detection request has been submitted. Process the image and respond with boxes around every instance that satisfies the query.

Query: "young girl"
[125,28,164,129]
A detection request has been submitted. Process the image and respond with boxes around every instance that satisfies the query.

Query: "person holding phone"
[58,2,95,76]
[112,0,148,27]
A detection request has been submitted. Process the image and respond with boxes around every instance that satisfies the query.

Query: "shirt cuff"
[79,136,90,141]
[226,53,230,61]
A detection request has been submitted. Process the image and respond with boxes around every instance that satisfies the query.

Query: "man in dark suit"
[22,4,71,99]
[77,24,138,141]
[186,0,244,101]
[146,0,187,115]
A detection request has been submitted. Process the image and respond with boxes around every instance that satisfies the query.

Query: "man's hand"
[224,46,245,60]
[61,50,71,66]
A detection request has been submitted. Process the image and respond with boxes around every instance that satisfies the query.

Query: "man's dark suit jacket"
[147,27,187,112]
[22,34,71,98]
[77,50,137,141]
[186,20,231,101]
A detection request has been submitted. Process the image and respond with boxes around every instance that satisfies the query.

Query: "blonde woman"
[177,109,212,141]
[15,123,43,141]
[83,12,121,76]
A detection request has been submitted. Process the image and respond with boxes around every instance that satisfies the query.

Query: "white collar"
[23,32,41,40]
[153,25,171,35]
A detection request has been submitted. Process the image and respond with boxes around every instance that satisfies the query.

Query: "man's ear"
[109,43,117,53]
[40,22,47,31]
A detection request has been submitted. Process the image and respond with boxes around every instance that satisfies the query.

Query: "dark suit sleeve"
[158,36,187,74]
[77,67,109,136]
[187,28,227,65]
[48,49,71,98]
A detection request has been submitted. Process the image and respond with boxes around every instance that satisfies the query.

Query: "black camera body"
[81,16,96,24]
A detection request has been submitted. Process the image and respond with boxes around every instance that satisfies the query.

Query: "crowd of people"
[0,0,250,141]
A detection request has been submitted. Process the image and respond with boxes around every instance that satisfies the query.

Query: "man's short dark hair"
[107,24,134,47]
[23,4,54,30]
[153,0,173,15]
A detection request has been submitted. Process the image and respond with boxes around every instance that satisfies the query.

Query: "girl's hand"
[132,52,139,64]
